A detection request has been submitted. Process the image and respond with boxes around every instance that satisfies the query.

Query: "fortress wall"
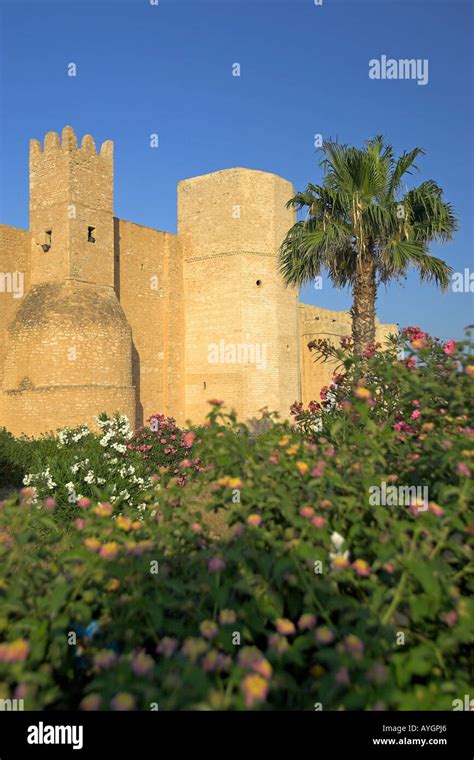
[178,168,300,423]
[0,225,31,392]
[299,303,398,405]
[116,220,185,427]
[3,385,135,438]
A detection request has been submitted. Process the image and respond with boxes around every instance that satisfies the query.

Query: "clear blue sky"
[0,0,472,340]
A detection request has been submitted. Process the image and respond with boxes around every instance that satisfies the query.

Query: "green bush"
[0,328,471,710]
[0,428,29,491]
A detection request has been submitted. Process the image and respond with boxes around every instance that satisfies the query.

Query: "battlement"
[30,126,113,164]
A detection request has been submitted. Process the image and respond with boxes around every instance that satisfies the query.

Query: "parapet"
[30,125,113,166]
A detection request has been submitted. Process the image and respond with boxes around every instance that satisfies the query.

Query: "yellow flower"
[217,476,242,489]
[94,502,113,517]
[355,387,371,399]
[241,673,269,708]
[99,542,120,560]
[296,461,309,475]
[278,435,290,447]
[84,537,101,552]
[117,516,132,531]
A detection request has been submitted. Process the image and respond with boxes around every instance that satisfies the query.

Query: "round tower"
[178,167,301,423]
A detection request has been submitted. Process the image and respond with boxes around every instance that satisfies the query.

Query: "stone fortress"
[0,127,396,438]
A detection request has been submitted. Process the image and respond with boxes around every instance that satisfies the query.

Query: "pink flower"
[428,502,444,517]
[94,502,113,517]
[343,634,364,658]
[443,340,456,355]
[0,639,29,662]
[93,650,117,670]
[183,431,196,448]
[238,647,272,679]
[299,506,314,518]
[199,620,218,640]
[43,497,56,512]
[208,399,224,406]
[247,514,262,527]
[79,693,102,711]
[156,637,178,658]
[315,626,334,645]
[219,609,237,625]
[84,537,101,552]
[297,613,316,631]
[268,634,289,655]
[190,522,202,533]
[77,498,92,508]
[442,609,458,627]
[311,460,326,478]
[208,557,226,573]
[311,516,326,528]
[241,673,269,708]
[99,542,120,560]
[275,618,296,636]
[457,462,471,478]
[131,650,154,676]
[75,518,85,530]
[411,409,421,420]
[352,559,372,577]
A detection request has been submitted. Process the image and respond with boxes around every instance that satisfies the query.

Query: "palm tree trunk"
[351,252,376,354]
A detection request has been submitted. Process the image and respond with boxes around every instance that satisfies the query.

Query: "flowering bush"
[127,414,204,487]
[22,414,152,517]
[0,328,471,710]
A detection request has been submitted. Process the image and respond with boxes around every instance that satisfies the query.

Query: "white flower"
[330,532,345,552]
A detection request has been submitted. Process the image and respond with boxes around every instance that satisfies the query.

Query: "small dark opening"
[256,279,262,287]
[42,230,52,252]
[88,226,96,243]
[203,381,207,390]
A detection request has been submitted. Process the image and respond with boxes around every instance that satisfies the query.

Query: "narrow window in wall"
[203,381,207,390]
[42,230,52,252]
[88,226,96,243]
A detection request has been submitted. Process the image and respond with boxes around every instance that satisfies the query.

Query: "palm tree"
[279,137,457,354]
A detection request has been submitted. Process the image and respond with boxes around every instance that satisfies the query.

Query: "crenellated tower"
[29,126,114,287]
[0,127,136,437]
